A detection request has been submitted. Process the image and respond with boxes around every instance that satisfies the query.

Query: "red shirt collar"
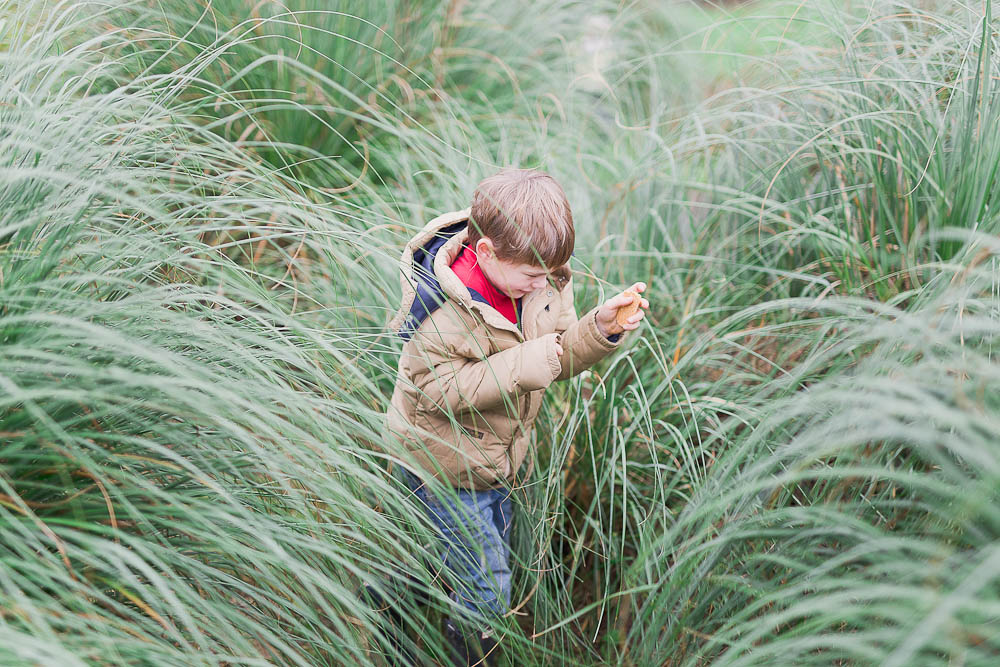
[450,245,519,325]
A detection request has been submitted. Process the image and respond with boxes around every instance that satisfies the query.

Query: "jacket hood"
[396,215,481,341]
[387,208,473,341]
[388,208,572,341]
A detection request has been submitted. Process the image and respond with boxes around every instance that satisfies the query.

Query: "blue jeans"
[396,465,513,631]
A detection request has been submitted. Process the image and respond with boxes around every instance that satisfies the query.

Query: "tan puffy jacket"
[385,208,628,490]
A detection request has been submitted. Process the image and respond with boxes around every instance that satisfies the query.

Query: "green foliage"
[3,0,1000,665]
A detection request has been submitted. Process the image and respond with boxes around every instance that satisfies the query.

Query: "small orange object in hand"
[615,289,641,328]
[596,281,649,339]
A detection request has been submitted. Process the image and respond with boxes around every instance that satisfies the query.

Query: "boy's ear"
[475,237,494,259]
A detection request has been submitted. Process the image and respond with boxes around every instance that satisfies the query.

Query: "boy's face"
[474,238,554,299]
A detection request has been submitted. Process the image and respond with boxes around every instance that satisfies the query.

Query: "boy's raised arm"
[552,276,627,382]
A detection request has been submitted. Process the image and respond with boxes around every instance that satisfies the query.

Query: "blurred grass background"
[2,0,999,665]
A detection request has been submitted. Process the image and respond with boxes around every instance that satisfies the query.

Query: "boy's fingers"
[607,289,646,309]
[610,294,632,307]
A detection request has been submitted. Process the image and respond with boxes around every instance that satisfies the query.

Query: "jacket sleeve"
[552,276,627,383]
[407,314,563,415]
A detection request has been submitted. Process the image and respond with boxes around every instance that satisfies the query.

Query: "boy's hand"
[596,282,649,339]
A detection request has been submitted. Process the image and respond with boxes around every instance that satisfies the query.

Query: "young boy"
[381,168,648,666]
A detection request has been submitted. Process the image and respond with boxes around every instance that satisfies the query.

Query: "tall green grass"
[3,0,1000,665]
[0,2,430,664]
[552,1,1000,663]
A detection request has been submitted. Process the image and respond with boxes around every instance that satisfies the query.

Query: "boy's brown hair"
[467,168,575,270]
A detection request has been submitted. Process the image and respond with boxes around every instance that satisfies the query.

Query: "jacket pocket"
[413,403,512,483]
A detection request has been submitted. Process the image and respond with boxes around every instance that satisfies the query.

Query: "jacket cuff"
[584,306,626,350]
[519,334,562,392]
[546,332,562,379]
